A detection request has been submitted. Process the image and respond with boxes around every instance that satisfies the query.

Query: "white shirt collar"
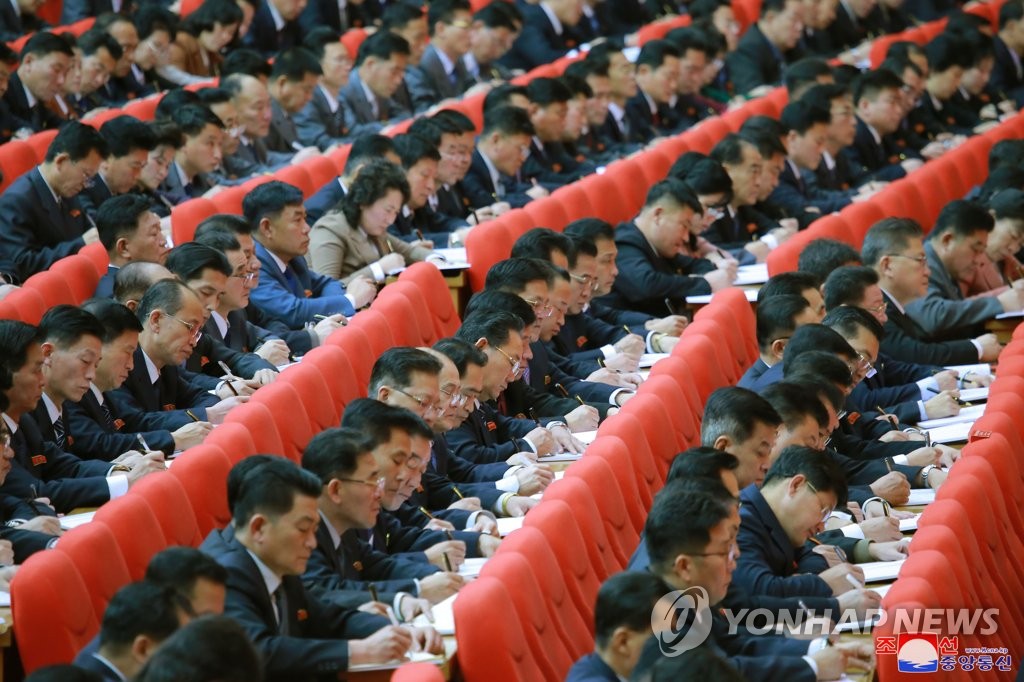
[880,287,905,314]
[928,91,942,111]
[821,150,836,170]
[173,161,190,187]
[141,347,160,384]
[22,78,36,108]
[319,510,343,550]
[479,148,502,189]
[91,653,127,682]
[267,248,289,274]
[786,158,802,176]
[401,204,414,218]
[267,0,287,31]
[433,45,457,78]
[246,549,283,601]
[2,413,17,435]
[359,77,379,113]
[8,0,20,17]
[41,392,61,424]
[211,310,229,338]
[641,91,658,115]
[37,169,61,204]
[318,83,340,114]
[539,2,563,35]
[463,53,480,78]
[865,122,882,145]
[89,383,105,404]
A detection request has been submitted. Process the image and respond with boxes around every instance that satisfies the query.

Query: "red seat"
[326,325,377,390]
[537,478,620,579]
[390,662,445,681]
[371,287,431,347]
[596,411,668,496]
[171,198,218,245]
[249,380,315,460]
[211,185,250,215]
[348,308,397,357]
[563,453,643,565]
[223,400,287,457]
[26,129,59,164]
[381,280,441,345]
[12,551,100,674]
[398,263,462,337]
[301,155,340,191]
[303,343,366,409]
[94,492,169,580]
[523,197,569,230]
[275,164,315,198]
[49,255,101,303]
[465,220,516,291]
[79,241,109,277]
[128,472,205,547]
[23,270,76,310]
[122,96,161,121]
[0,286,47,324]
[169,445,234,535]
[282,361,344,431]
[54,521,133,622]
[0,140,39,192]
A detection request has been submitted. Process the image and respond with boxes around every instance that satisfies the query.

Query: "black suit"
[701,205,778,253]
[446,400,536,465]
[823,3,872,54]
[500,3,575,71]
[182,332,277,380]
[624,91,678,143]
[201,527,388,682]
[726,24,785,96]
[94,265,117,298]
[841,117,918,184]
[990,35,1024,106]
[880,291,981,365]
[0,2,46,41]
[305,178,346,226]
[737,359,772,390]
[599,221,714,317]
[1,74,64,135]
[0,168,89,283]
[389,205,467,247]
[65,388,176,460]
[427,434,505,509]
[243,0,303,57]
[521,138,593,187]
[435,183,469,221]
[361,507,482,558]
[462,149,533,209]
[551,312,625,377]
[244,304,316,356]
[108,347,220,431]
[77,176,114,225]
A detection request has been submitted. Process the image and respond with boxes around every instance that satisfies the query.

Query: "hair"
[368,347,443,396]
[136,278,195,322]
[81,298,144,342]
[155,89,200,121]
[565,217,615,244]
[483,84,529,113]
[779,99,831,135]
[97,194,156,253]
[999,0,1024,30]
[196,213,253,238]
[98,581,190,654]
[741,128,787,161]
[989,139,1024,172]
[481,105,535,137]
[990,189,1024,223]
[20,31,75,60]
[340,397,433,444]
[145,547,228,595]
[221,49,271,79]
[171,103,224,138]
[340,160,410,227]
[473,0,521,31]
[645,480,736,573]
[798,239,862,282]
[977,165,1024,203]
[931,199,996,240]
[462,290,537,327]
[784,350,854,386]
[343,134,399,176]
[0,43,17,67]
[789,376,845,414]
[643,646,746,682]
[511,228,574,263]
[113,262,172,306]
[231,456,322,527]
[635,39,680,74]
[243,181,305,232]
[193,227,242,254]
[181,0,243,36]
[763,445,847,505]
[134,5,179,41]
[781,324,856,374]
[427,0,471,35]
[0,321,45,385]
[355,31,411,67]
[197,86,232,107]
[148,120,183,150]
[484,257,555,292]
[761,381,828,432]
[798,82,852,111]
[44,121,109,164]
[225,455,281,515]
[679,159,734,207]
[382,1,425,31]
[701,387,782,447]
[757,271,820,303]
[430,108,477,134]
[433,336,488,375]
[270,46,323,81]
[784,57,833,96]
[99,116,157,158]
[593,572,670,649]
[643,178,702,213]
[525,77,572,107]
[302,427,378,483]
[740,115,788,141]
[133,616,262,682]
[823,304,884,341]
[823,266,879,311]
[38,305,105,350]
[584,38,625,78]
[861,217,924,266]
[710,133,755,166]
[852,68,904,105]
[560,73,593,99]
[756,294,812,352]
[166,243,232,284]
[666,446,740,484]
[79,28,124,63]
[925,33,973,73]
[393,133,441,170]
[455,309,525,348]
[664,26,713,56]
[303,27,344,60]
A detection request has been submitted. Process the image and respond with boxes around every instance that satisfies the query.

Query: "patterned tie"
[53,416,66,450]
[98,399,115,430]
[274,586,290,635]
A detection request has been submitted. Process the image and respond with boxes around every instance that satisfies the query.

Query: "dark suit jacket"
[223,136,292,180]
[77,176,114,225]
[250,242,356,329]
[294,86,350,151]
[520,138,592,187]
[183,332,277,380]
[339,70,391,138]
[60,0,131,22]
[205,308,311,359]
[0,492,56,562]
[201,527,388,682]
[0,168,88,283]
[108,347,220,431]
[298,0,360,34]
[841,117,916,184]
[623,91,677,143]
[566,652,619,682]
[1,414,112,514]
[551,311,624,376]
[599,221,715,317]
[0,2,46,41]
[305,178,346,226]
[904,241,1003,338]
[361,507,481,558]
[407,44,472,112]
[500,2,574,71]
[243,0,303,56]
[805,157,857,212]
[461,149,533,209]
[267,99,304,155]
[734,486,837,611]
[823,2,871,53]
[446,400,536,465]
[65,388,176,459]
[71,651,125,682]
[990,35,1024,106]
[587,300,652,330]
[2,74,65,134]
[700,205,777,253]
[389,205,466,246]
[95,265,118,298]
[435,183,469,221]
[726,24,785,96]
[427,434,505,509]
[737,359,772,390]
[906,93,973,140]
[769,161,835,226]
[880,291,980,365]
[245,303,316,355]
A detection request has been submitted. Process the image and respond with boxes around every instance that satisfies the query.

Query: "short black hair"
[393,133,441,169]
[221,49,271,79]
[798,239,862,283]
[511,228,574,263]
[145,547,228,595]
[133,616,261,682]
[80,298,144,341]
[988,139,1024,172]
[565,218,615,244]
[635,39,680,70]
[757,271,820,303]
[344,134,399,176]
[762,381,828,431]
[171,103,224,138]
[784,350,854,386]
[763,445,847,506]
[427,0,471,35]
[484,257,555,292]
[853,68,904,105]
[196,213,254,238]
[0,321,45,381]
[148,120,183,150]
[98,581,190,654]
[302,427,378,482]
[196,86,232,108]
[231,456,322,527]
[666,446,740,484]
[430,108,477,134]
[270,46,323,81]
[136,278,195,323]
[931,199,996,241]
[303,27,344,60]
[525,77,572,106]
[645,480,736,574]
[999,0,1024,30]
[155,88,200,121]
[455,309,524,348]
[823,305,884,341]
[990,189,1024,223]
[643,178,701,213]
[710,133,756,167]
[483,84,528,113]
[355,31,410,67]
[594,572,670,649]
[100,115,157,158]
[39,305,105,349]
[784,57,833,96]
[97,194,157,254]
[481,104,534,137]
[134,4,179,41]
[781,324,856,374]
[779,99,831,135]
[79,28,124,61]
[679,158,733,205]
[165,243,232,282]
[367,347,443,396]
[463,290,537,327]
[473,0,520,30]
[24,665,102,682]
[823,266,879,311]
[20,31,75,60]
[243,181,305,233]
[756,294,812,352]
[45,121,109,163]
[700,387,782,447]
[340,397,433,443]
[382,1,425,31]
[861,217,923,267]
[181,0,242,36]
[925,33,973,73]
[193,226,243,254]
[433,336,488,375]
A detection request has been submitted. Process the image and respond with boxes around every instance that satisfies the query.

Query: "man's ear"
[712,435,732,452]
[39,341,55,361]
[769,338,787,360]
[115,237,131,260]
[474,337,488,351]
[132,635,159,664]
[787,473,806,500]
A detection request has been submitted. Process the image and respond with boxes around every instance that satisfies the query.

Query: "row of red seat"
[766,111,1024,276]
[0,242,107,323]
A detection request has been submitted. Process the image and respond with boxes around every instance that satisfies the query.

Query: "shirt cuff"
[520,437,537,453]
[916,377,938,397]
[370,262,386,283]
[644,331,659,353]
[600,344,616,359]
[465,511,481,530]
[761,233,779,249]
[394,592,411,620]
[892,454,909,465]
[344,294,357,310]
[106,474,129,500]
[496,476,520,493]
[802,656,819,677]
[609,388,632,406]
[970,338,984,360]
[917,400,928,422]
[841,523,866,539]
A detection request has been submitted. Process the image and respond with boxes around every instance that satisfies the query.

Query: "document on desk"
[944,363,991,377]
[347,651,445,672]
[995,310,1024,320]
[899,514,922,532]
[926,421,974,444]
[734,263,769,286]
[686,289,758,305]
[906,488,937,506]
[574,430,598,445]
[458,558,488,580]
[0,591,9,607]
[639,353,669,368]
[918,404,985,429]
[858,559,906,583]
[497,516,525,537]
[412,593,457,635]
[958,387,989,403]
[60,511,96,530]
[538,452,583,463]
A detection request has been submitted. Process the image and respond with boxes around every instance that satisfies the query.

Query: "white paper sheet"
[60,511,96,531]
[639,353,669,368]
[686,289,758,305]
[858,559,906,582]
[926,422,973,444]
[734,263,770,286]
[906,489,937,506]
[918,404,985,429]
[412,593,456,635]
[899,514,921,532]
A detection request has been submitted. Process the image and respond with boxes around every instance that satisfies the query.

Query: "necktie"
[223,323,232,348]
[273,586,290,635]
[282,267,303,298]
[522,365,531,384]
[98,399,115,430]
[53,416,66,450]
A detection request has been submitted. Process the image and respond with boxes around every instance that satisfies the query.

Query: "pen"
[884,457,893,473]
[664,297,677,315]
[368,584,379,603]
[880,498,891,517]
[451,485,464,499]
[528,407,542,427]
[385,605,401,626]
[313,314,331,321]
[574,394,585,405]
[26,484,44,515]
[418,506,435,521]
[923,387,971,406]
[623,325,632,335]
[186,410,200,422]
[445,530,454,542]
[443,551,453,572]
[218,361,240,396]
[555,383,570,397]
[846,573,865,590]
[876,405,898,431]
[136,433,152,453]
[415,228,425,242]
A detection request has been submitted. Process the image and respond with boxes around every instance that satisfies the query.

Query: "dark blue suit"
[500,3,574,71]
[565,652,619,681]
[250,242,355,330]
[71,651,125,682]
[552,311,627,377]
[108,347,220,431]
[65,388,176,459]
[1,75,64,135]
[426,434,506,509]
[242,0,303,57]
[737,359,771,390]
[446,400,536,465]
[461,149,534,209]
[841,117,918,184]
[305,178,346,226]
[94,265,118,298]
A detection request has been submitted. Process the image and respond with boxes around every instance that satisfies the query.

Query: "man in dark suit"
[297,0,360,35]
[462,2,518,84]
[93,195,170,300]
[201,457,441,682]
[991,3,1024,106]
[738,295,817,390]
[108,280,242,433]
[726,0,804,96]
[222,75,297,180]
[245,181,377,329]
[339,33,412,138]
[406,0,475,112]
[522,78,594,186]
[822,0,876,55]
[2,33,73,138]
[78,115,157,224]
[0,0,46,42]
[770,100,847,221]
[501,0,581,71]
[243,0,304,57]
[861,216,1004,365]
[600,179,732,317]
[463,106,545,209]
[799,82,869,204]
[843,69,923,184]
[156,104,223,202]
[294,29,352,151]
[625,40,683,143]
[266,48,323,158]
[0,122,107,284]
[73,581,190,682]
[388,133,467,245]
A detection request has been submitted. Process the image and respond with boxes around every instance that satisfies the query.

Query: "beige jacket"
[307,209,431,283]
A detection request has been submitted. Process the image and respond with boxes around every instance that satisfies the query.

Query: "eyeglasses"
[804,480,835,523]
[570,272,598,290]
[391,387,441,416]
[439,385,468,408]
[164,313,203,343]
[493,345,522,377]
[72,160,98,188]
[864,302,887,315]
[0,430,9,448]
[337,476,386,491]
[886,253,928,265]
[690,541,738,562]
[232,271,257,285]
[521,297,553,318]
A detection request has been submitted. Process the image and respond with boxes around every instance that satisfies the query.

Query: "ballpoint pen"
[136,433,153,453]
[218,361,240,396]
[186,410,200,422]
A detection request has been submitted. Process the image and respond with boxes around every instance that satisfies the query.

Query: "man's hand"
[936,444,958,468]
[645,315,688,336]
[503,495,537,517]
[926,467,947,489]
[417,572,464,603]
[126,452,167,486]
[424,518,455,532]
[524,427,556,455]
[205,396,251,424]
[703,266,737,291]
[743,240,771,261]
[870,471,910,505]
[820,563,865,596]
[313,314,347,344]
[974,333,1003,361]
[565,404,598,432]
[291,147,320,165]
[525,184,549,200]
[19,515,62,535]
[513,464,554,496]
[347,276,379,308]
[931,370,959,391]
[858,516,901,542]
[447,496,481,512]
[216,378,259,399]
[506,451,537,466]
[82,227,100,245]
[997,288,1021,312]
[477,534,501,556]
[586,368,642,389]
[603,353,639,372]
[349,626,413,666]
[404,624,444,654]
[398,596,433,623]
[470,515,498,536]
[424,540,466,570]
[836,588,884,620]
[869,538,911,561]
[905,447,941,467]
[811,641,875,680]
[255,339,290,365]
[172,421,214,450]
[251,369,278,386]
[549,424,584,454]
[613,333,645,358]
[901,157,926,171]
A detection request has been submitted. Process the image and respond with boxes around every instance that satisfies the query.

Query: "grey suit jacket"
[406,44,472,112]
[222,136,293,180]
[307,209,430,283]
[905,240,1004,337]
[339,70,389,138]
[294,86,349,150]
[266,99,303,154]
